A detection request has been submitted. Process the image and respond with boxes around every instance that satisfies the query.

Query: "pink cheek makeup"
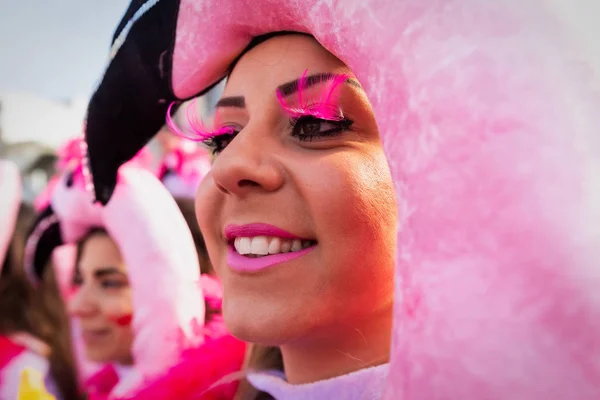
[111,314,133,327]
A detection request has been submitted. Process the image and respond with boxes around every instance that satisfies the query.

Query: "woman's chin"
[223,301,307,346]
[84,348,112,364]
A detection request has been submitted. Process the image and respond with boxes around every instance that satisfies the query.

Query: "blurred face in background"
[69,230,134,364]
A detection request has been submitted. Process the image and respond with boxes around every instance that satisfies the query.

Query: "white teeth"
[291,240,302,252]
[268,238,281,254]
[234,236,314,256]
[236,237,252,255]
[280,240,292,253]
[250,236,269,255]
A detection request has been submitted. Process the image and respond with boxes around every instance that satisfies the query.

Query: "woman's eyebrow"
[215,96,246,109]
[277,72,361,97]
[94,267,126,278]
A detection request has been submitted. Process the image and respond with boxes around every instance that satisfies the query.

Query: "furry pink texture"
[33,176,59,212]
[56,136,86,171]
[276,69,349,121]
[118,334,246,400]
[157,140,212,199]
[171,1,600,399]
[0,160,21,273]
[52,166,206,397]
[50,245,77,300]
[34,136,85,211]
[35,136,154,213]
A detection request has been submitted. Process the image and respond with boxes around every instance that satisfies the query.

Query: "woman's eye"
[101,279,128,289]
[291,115,353,141]
[302,120,334,135]
[202,131,238,155]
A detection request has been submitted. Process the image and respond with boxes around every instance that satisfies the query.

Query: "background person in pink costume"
[0,160,81,400]
[27,136,245,399]
[84,0,600,399]
[45,159,208,398]
[27,136,155,387]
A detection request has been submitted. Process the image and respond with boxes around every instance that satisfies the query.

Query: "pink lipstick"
[225,223,316,273]
[225,223,304,241]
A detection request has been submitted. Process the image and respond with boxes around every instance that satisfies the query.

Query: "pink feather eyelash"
[276,69,350,121]
[166,98,234,142]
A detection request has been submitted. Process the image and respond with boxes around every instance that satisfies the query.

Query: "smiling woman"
[192,35,397,390]
[70,228,134,366]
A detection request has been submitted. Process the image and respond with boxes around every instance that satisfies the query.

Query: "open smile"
[225,223,317,272]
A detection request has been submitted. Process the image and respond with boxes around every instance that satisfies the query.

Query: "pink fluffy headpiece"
[84,1,600,398]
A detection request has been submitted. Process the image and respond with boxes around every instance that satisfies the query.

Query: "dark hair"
[234,345,283,400]
[0,203,82,399]
[173,197,223,325]
[174,197,214,275]
[74,227,108,275]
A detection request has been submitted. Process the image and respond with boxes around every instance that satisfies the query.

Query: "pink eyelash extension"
[166,98,234,142]
[276,69,350,121]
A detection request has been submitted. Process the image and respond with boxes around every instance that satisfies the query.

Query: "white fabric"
[248,363,389,400]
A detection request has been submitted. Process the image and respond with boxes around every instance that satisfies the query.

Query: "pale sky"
[0,0,129,100]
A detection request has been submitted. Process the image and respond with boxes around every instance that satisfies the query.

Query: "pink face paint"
[112,314,133,327]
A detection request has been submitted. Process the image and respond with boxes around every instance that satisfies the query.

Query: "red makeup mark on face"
[112,314,133,326]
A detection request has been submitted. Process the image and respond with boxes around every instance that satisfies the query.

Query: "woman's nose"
[210,126,285,198]
[68,285,98,318]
